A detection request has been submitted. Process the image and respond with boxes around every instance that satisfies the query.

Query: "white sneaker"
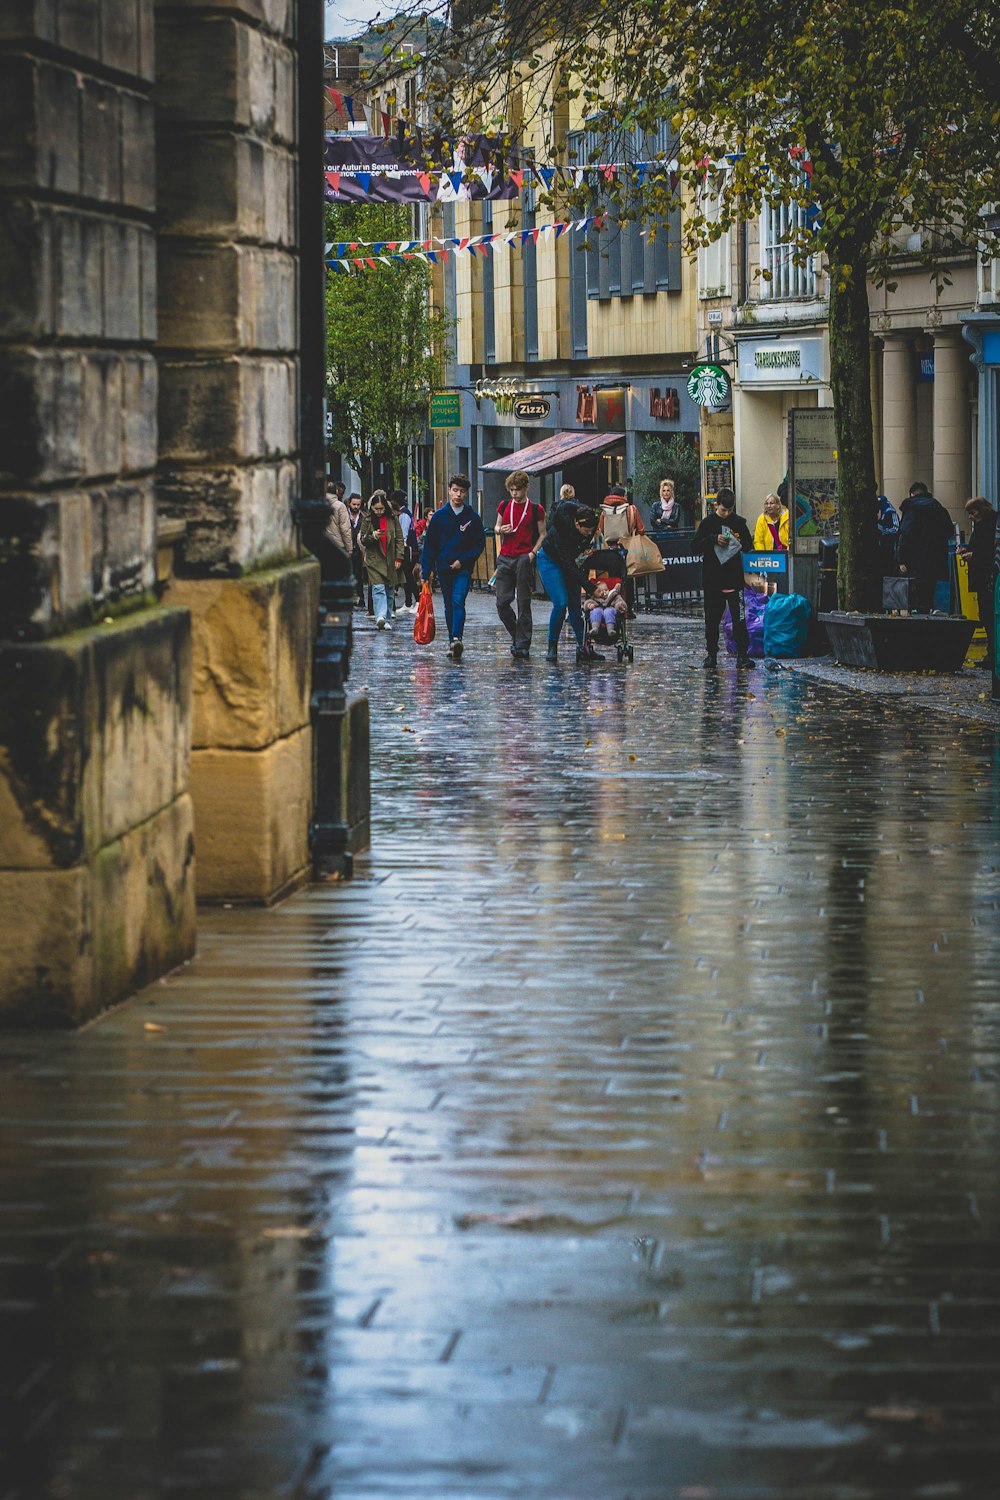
[383,621,392,631]
[375,617,386,630]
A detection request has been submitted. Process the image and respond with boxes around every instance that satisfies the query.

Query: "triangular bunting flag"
[326,87,343,115]
[357,172,371,194]
[539,167,556,189]
[510,170,524,189]
[381,111,391,135]
[449,171,464,192]
[418,172,432,195]
[345,96,355,124]
[324,171,341,194]
[531,227,541,243]
[365,258,376,269]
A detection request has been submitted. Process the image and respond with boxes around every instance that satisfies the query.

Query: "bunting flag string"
[325,216,615,274]
[325,214,607,260]
[323,111,818,201]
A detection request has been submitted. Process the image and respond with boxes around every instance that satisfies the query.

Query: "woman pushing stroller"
[535,498,604,663]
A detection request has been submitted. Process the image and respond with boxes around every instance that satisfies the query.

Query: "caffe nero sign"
[513,396,551,421]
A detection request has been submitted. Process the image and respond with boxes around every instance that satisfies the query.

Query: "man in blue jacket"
[419,475,486,660]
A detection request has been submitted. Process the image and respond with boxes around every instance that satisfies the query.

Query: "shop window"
[759,196,817,300]
[697,185,731,299]
[523,177,539,360]
[482,200,496,363]
[568,123,682,306]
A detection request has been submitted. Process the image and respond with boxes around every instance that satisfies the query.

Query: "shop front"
[732,332,829,512]
[458,373,698,519]
[961,318,1000,508]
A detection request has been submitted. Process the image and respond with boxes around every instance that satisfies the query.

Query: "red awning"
[481,430,625,475]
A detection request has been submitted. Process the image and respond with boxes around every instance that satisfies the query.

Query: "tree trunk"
[827,255,880,611]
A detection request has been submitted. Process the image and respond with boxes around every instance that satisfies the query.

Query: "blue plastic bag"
[723,588,767,657]
[763,593,812,658]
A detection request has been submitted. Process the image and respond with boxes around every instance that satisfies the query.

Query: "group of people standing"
[323,470,997,672]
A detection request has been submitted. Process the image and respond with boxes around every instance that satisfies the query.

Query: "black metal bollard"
[292,498,372,878]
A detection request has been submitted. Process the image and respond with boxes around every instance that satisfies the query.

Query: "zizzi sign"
[738,338,824,385]
[513,396,551,420]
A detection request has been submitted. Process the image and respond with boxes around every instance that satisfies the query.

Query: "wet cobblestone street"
[3,598,1000,1500]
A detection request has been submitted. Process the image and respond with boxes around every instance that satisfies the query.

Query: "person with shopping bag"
[598,486,662,610]
[418,475,486,661]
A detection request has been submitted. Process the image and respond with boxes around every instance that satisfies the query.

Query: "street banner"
[325,134,520,203]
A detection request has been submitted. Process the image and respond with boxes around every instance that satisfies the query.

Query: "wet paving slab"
[2,597,1000,1499]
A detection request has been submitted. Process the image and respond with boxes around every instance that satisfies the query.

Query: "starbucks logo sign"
[687,363,731,408]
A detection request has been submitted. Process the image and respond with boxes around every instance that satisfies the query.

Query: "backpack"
[601,504,631,543]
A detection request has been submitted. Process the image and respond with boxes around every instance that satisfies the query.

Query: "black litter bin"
[818,537,839,613]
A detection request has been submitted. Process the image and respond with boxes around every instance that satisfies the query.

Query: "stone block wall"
[0,3,197,1024]
[0,1,158,640]
[156,0,319,902]
[155,0,299,577]
[1,0,328,1021]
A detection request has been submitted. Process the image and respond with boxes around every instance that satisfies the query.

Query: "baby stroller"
[583,548,634,663]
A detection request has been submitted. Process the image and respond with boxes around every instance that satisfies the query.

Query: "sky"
[325,0,392,39]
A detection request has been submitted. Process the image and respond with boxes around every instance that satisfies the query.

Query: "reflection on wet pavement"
[2,602,1000,1499]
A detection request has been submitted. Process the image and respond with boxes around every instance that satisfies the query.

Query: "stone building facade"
[0,1,323,1025]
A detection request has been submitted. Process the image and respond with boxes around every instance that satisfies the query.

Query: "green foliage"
[325,202,448,491]
[385,0,1000,609]
[632,435,701,520]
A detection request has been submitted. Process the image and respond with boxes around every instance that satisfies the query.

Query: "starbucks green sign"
[686,363,731,408]
[429,391,462,429]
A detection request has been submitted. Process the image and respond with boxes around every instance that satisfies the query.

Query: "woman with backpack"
[598,486,644,617]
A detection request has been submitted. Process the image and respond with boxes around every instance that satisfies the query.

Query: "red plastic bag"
[413,581,436,644]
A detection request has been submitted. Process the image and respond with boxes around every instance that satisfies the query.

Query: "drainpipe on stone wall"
[293,0,371,877]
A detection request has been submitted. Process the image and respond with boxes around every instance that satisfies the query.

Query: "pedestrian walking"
[389,490,419,611]
[959,497,997,668]
[898,481,954,612]
[752,492,789,551]
[347,493,366,605]
[359,490,405,630]
[494,469,546,659]
[324,480,354,557]
[650,478,681,530]
[536,498,603,663]
[418,474,486,661]
[876,493,901,576]
[695,487,755,670]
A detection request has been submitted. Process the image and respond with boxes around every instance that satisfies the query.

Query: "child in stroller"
[583,549,635,662]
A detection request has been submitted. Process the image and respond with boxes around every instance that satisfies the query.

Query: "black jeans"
[705,586,749,657]
[494,553,535,651]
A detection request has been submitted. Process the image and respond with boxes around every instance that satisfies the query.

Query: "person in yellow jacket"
[753,493,790,551]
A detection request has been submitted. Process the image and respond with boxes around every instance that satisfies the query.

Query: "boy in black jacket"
[694,488,755,669]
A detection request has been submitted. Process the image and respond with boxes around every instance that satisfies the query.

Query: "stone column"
[880,335,917,502]
[0,1,195,1025]
[932,331,972,523]
[155,1,321,903]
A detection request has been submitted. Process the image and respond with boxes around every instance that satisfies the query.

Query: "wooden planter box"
[819,612,976,672]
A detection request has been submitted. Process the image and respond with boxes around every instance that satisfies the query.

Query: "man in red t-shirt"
[494,469,546,658]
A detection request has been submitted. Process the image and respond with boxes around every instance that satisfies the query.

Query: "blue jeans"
[438,568,471,640]
[536,550,585,647]
[372,582,395,622]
